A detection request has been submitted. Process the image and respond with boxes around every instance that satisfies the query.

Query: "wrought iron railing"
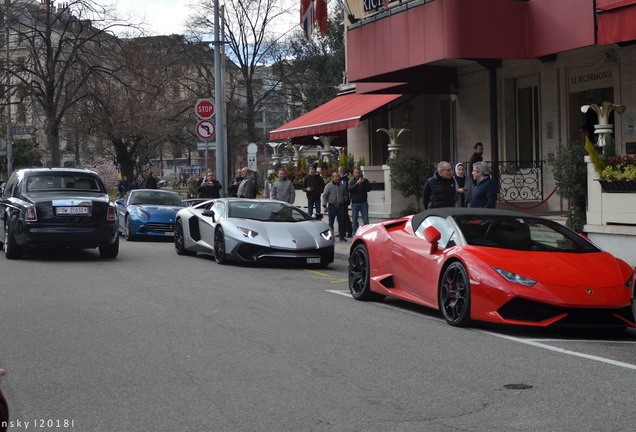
[495,160,544,202]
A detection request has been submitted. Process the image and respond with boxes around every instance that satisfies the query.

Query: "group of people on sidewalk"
[422,142,497,210]
[186,167,258,200]
[267,164,372,243]
[117,173,157,198]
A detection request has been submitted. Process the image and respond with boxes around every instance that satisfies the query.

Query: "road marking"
[483,331,636,371]
[306,270,347,284]
[326,289,636,371]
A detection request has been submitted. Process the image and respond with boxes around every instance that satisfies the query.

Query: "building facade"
[272,0,636,218]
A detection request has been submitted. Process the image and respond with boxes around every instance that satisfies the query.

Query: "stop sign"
[195,98,215,119]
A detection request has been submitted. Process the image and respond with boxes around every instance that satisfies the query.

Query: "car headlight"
[237,226,258,238]
[320,229,333,241]
[131,207,148,220]
[492,267,536,286]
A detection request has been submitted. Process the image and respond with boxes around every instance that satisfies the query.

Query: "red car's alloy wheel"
[348,243,385,302]
[439,262,472,327]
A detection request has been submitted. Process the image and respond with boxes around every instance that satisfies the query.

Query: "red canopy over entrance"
[597,0,636,44]
[269,93,402,141]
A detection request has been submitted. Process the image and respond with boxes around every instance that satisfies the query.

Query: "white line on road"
[326,289,636,371]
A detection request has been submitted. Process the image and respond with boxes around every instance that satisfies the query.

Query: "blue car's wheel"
[124,215,136,241]
[439,261,472,327]
[214,227,227,264]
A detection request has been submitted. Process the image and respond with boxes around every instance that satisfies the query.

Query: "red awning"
[597,0,636,44]
[269,93,402,140]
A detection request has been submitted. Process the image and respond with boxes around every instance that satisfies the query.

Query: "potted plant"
[586,136,636,192]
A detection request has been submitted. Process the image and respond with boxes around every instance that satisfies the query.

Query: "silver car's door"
[197,200,223,249]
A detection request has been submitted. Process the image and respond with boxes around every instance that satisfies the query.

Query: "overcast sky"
[110,0,299,37]
[112,0,191,36]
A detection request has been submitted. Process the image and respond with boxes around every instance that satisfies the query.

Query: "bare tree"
[76,35,207,183]
[0,0,130,167]
[188,0,295,145]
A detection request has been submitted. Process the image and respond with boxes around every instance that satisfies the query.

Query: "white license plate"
[56,206,89,215]
[306,258,321,264]
[164,231,174,236]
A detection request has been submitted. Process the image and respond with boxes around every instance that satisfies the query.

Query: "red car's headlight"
[492,267,536,287]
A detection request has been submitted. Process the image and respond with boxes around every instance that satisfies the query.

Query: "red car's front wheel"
[439,261,472,327]
[348,243,385,302]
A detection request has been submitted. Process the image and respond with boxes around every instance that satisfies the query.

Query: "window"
[415,216,457,249]
[516,77,540,166]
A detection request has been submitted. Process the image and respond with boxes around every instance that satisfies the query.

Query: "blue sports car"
[115,189,186,240]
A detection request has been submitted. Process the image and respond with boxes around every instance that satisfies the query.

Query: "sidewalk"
[333,239,351,262]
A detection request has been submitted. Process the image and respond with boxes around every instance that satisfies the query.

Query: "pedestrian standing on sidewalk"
[271,169,296,204]
[469,161,497,208]
[302,164,325,216]
[338,166,353,237]
[422,161,456,210]
[322,171,349,242]
[348,167,371,234]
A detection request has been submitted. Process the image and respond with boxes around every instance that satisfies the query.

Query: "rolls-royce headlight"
[237,227,258,238]
[493,267,536,287]
[320,229,333,241]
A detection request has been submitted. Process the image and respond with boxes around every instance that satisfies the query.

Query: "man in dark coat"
[197,170,223,199]
[422,161,456,210]
[302,164,325,216]
[468,161,497,208]
[146,173,158,189]
[468,142,484,184]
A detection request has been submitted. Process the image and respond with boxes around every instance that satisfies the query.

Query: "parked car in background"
[349,208,636,330]
[173,198,335,267]
[0,168,119,259]
[115,189,185,240]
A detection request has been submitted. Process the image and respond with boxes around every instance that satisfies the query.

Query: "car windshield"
[453,215,599,253]
[27,175,102,192]
[130,191,185,206]
[228,201,313,222]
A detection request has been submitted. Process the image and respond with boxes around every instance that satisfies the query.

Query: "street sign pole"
[214,0,226,196]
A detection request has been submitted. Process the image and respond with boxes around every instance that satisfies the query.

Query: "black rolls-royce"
[0,168,119,259]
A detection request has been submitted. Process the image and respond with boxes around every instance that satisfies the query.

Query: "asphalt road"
[1,239,636,431]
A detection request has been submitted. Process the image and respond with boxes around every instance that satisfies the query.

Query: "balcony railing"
[495,160,544,202]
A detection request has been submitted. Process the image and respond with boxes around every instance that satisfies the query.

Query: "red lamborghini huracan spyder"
[348,208,636,329]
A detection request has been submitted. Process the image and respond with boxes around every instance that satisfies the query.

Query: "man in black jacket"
[197,170,223,198]
[422,161,456,209]
[302,164,325,216]
[348,167,371,234]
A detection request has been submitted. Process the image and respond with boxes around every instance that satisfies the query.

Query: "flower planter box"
[597,179,636,193]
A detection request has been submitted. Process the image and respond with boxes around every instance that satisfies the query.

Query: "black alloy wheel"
[214,227,227,264]
[348,243,385,301]
[124,216,135,241]
[439,261,472,327]
[4,218,23,259]
[99,235,119,259]
[174,219,195,256]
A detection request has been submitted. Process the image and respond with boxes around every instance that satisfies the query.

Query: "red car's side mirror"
[423,225,442,253]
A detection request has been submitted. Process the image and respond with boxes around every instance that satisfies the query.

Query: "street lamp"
[3,0,13,177]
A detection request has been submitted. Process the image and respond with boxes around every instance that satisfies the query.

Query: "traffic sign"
[195,98,215,119]
[196,142,216,151]
[196,120,215,140]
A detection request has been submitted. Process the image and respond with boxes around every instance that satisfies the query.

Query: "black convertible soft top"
[410,207,543,231]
